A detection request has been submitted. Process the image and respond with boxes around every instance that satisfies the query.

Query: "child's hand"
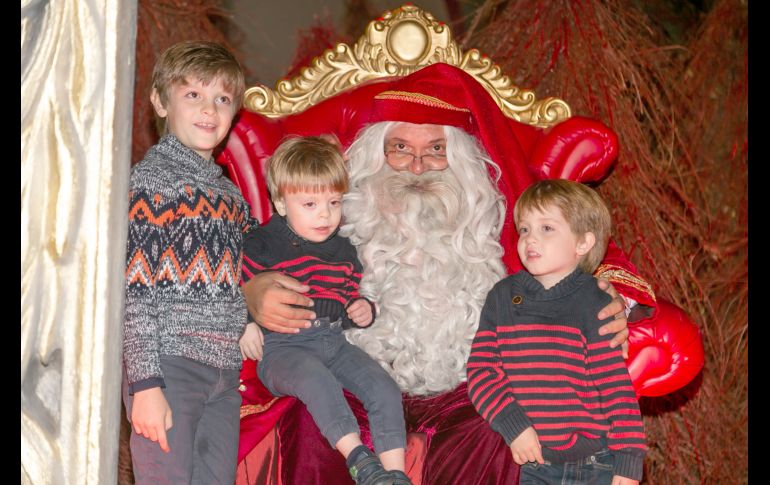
[347,299,373,327]
[612,476,639,485]
[240,322,265,361]
[510,426,543,465]
[131,387,173,453]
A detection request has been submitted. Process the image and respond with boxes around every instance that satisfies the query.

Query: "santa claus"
[239,64,647,484]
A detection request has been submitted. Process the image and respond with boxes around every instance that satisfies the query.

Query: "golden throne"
[216,5,704,484]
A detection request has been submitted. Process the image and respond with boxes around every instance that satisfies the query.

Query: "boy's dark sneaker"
[346,445,393,485]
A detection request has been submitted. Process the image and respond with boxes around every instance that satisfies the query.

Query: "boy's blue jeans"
[122,355,241,485]
[258,317,406,453]
[519,448,616,485]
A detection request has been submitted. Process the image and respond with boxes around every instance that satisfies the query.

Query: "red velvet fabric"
[275,384,519,485]
[237,359,294,463]
[236,428,282,484]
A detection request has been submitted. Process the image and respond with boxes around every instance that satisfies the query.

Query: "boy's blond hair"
[151,40,245,111]
[267,136,348,200]
[513,179,611,274]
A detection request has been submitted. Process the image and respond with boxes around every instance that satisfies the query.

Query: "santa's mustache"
[376,170,462,221]
[385,170,446,193]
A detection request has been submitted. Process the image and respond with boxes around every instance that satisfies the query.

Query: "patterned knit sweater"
[124,134,251,394]
[467,269,646,480]
[242,215,372,331]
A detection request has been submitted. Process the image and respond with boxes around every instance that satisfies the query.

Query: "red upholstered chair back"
[218,81,393,224]
[216,5,619,228]
[217,4,703,399]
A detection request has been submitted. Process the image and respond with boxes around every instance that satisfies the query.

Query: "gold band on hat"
[374,90,471,113]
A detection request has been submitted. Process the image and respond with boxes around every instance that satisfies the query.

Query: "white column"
[21,0,137,483]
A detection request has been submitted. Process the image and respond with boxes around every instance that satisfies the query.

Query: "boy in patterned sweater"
[467,179,646,485]
[122,41,250,484]
[238,136,411,485]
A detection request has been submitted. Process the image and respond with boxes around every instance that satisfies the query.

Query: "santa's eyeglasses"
[384,150,447,166]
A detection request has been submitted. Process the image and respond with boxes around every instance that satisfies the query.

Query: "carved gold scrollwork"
[366,6,459,68]
[243,4,570,128]
[458,49,571,126]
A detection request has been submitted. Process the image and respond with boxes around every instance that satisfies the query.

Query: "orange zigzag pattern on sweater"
[126,246,241,287]
[128,193,246,225]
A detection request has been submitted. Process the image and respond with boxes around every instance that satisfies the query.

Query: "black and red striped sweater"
[467,269,646,480]
[242,215,373,330]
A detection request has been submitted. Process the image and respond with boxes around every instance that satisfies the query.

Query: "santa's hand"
[242,272,315,333]
[346,299,373,327]
[510,427,544,465]
[596,278,629,357]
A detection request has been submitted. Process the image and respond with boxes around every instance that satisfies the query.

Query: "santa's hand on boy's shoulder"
[596,278,630,357]
[346,298,373,327]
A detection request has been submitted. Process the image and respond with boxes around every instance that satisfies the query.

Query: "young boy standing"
[467,179,647,485]
[123,41,249,484]
[238,136,411,485]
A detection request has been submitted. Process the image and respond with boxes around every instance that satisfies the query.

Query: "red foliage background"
[470,1,747,482]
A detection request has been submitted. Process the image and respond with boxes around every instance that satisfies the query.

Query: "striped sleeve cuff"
[491,403,533,446]
[613,450,646,481]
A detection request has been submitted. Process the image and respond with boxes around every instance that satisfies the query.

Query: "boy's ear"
[150,88,168,118]
[273,198,287,216]
[576,232,596,256]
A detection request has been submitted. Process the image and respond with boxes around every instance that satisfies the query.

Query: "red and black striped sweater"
[467,269,646,480]
[242,215,373,330]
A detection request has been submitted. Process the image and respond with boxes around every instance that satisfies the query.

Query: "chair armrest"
[527,116,619,183]
[626,298,705,397]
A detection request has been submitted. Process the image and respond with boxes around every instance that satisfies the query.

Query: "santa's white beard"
[342,168,506,396]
